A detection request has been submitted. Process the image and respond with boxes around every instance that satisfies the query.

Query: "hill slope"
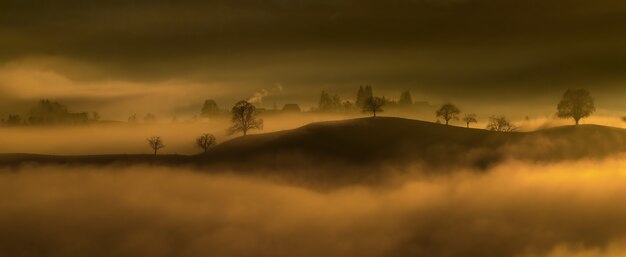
[203,117,626,170]
[2,117,626,172]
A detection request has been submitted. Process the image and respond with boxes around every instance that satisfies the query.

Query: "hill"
[202,117,626,170]
[3,117,626,174]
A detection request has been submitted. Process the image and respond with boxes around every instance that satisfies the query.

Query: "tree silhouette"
[436,103,461,125]
[196,133,217,153]
[557,89,595,125]
[144,113,157,122]
[356,85,373,108]
[486,115,517,132]
[362,96,385,117]
[462,114,478,128]
[4,115,22,126]
[147,136,165,156]
[228,100,263,136]
[128,114,138,123]
[201,99,220,117]
[91,112,100,121]
[399,90,413,105]
[27,99,88,125]
[318,91,341,112]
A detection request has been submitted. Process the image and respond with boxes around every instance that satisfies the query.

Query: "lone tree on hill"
[462,114,478,128]
[436,103,461,125]
[196,133,217,153]
[147,136,165,156]
[229,100,263,136]
[362,96,385,117]
[557,89,595,125]
[486,115,517,132]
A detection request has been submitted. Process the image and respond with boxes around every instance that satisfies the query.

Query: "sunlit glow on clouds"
[0,58,235,118]
[0,60,223,98]
[3,156,626,257]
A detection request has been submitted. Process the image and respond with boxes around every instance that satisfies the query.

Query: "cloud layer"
[3,158,626,257]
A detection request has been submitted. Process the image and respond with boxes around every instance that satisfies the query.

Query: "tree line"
[432,88,595,131]
[147,88,596,155]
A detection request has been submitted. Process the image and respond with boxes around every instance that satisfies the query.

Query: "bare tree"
[463,114,478,128]
[486,115,517,132]
[144,113,157,122]
[228,100,263,136]
[436,103,461,125]
[362,96,385,117]
[196,133,217,153]
[557,89,595,125]
[147,136,165,156]
[128,114,138,123]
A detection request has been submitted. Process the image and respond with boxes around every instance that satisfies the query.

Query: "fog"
[1,112,624,155]
[0,113,360,155]
[2,157,626,257]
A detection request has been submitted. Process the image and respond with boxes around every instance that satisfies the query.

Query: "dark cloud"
[1,0,626,109]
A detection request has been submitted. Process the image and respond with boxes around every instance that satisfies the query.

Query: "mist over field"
[2,157,626,257]
[1,113,625,155]
[3,0,626,256]
[0,114,355,154]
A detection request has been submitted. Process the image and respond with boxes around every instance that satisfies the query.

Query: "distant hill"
[2,117,626,184]
[203,117,626,171]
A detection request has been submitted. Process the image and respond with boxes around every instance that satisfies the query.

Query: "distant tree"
[362,96,385,117]
[486,115,517,132]
[356,86,364,107]
[462,114,478,128]
[318,91,332,111]
[27,99,87,125]
[228,100,263,136]
[201,99,220,117]
[147,136,165,156]
[436,103,461,125]
[356,85,373,108]
[556,89,595,125]
[144,113,157,122]
[318,91,341,112]
[342,100,354,112]
[5,115,22,126]
[399,90,413,105]
[331,94,341,110]
[91,112,100,121]
[196,133,217,153]
[128,114,138,123]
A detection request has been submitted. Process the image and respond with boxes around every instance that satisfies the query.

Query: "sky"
[1,0,626,119]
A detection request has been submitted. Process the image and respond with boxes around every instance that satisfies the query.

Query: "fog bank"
[2,158,626,257]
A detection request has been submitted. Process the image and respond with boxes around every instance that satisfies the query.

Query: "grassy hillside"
[3,117,626,173]
[204,117,626,170]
